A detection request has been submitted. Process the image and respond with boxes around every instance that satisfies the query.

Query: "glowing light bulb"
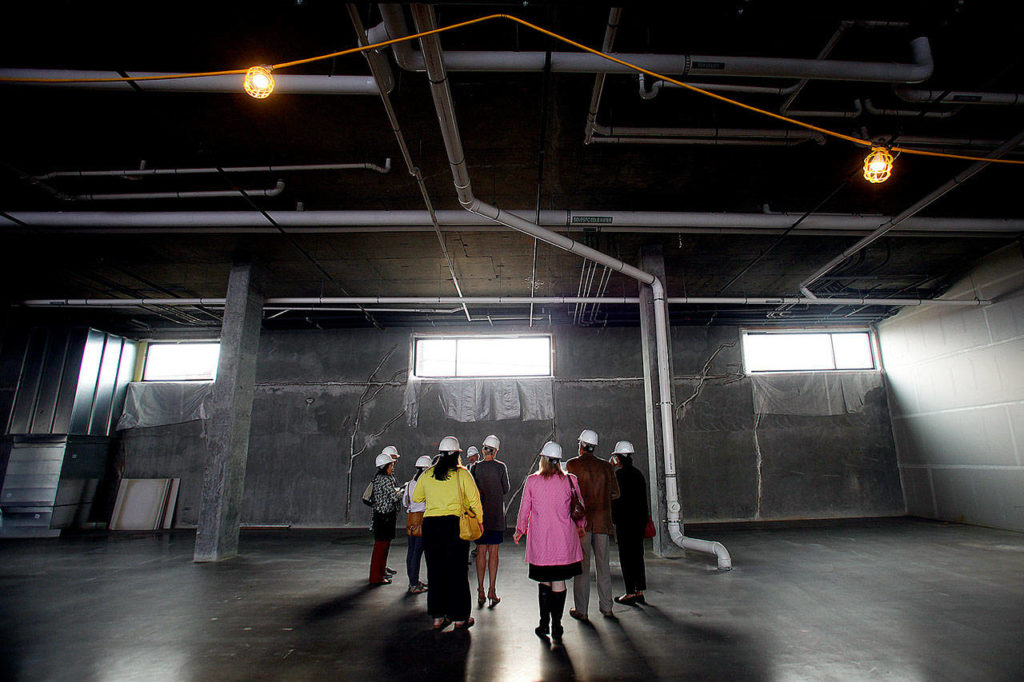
[244,66,274,99]
[863,147,894,184]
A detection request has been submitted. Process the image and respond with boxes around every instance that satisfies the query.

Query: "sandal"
[488,593,501,607]
[453,617,475,629]
[432,617,451,630]
[408,583,427,594]
[477,589,486,608]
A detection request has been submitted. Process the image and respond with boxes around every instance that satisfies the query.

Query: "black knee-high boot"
[535,584,551,637]
[549,588,567,643]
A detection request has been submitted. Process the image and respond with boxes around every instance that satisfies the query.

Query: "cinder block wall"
[878,243,1024,532]
[119,323,902,528]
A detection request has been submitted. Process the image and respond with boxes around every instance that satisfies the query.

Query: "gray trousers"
[573,531,612,615]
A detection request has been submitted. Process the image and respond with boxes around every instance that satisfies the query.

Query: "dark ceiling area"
[1,1,1022,335]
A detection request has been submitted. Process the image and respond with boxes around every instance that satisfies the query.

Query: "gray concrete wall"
[119,323,903,528]
[877,243,1024,532]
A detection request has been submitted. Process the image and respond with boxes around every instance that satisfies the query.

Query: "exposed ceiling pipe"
[376,5,932,82]
[22,295,990,308]
[640,74,800,99]
[862,98,960,118]
[67,180,285,202]
[5,209,1021,235]
[36,160,392,180]
[800,128,1024,297]
[591,124,826,145]
[778,20,855,116]
[584,7,623,145]
[896,87,1024,106]
[0,69,381,95]
[871,135,1011,150]
[348,4,471,322]
[589,137,809,147]
[782,100,862,119]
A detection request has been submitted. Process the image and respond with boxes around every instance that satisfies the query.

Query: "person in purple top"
[514,441,586,645]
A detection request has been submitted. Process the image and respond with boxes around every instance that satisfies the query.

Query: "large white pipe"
[21,295,989,308]
[3,210,1022,235]
[377,6,933,82]
[0,69,380,95]
[410,4,730,569]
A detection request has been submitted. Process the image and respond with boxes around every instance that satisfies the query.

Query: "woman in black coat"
[610,441,649,605]
[369,451,401,584]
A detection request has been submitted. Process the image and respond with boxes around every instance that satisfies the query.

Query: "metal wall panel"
[29,329,70,434]
[68,330,105,435]
[110,341,137,436]
[51,329,88,435]
[8,328,48,434]
[88,336,122,435]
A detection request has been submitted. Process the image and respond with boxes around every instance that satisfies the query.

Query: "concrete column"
[194,261,264,562]
[638,245,682,557]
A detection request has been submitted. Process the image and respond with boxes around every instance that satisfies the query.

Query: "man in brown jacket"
[566,428,620,620]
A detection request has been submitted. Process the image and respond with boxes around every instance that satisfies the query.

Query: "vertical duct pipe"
[410,4,730,569]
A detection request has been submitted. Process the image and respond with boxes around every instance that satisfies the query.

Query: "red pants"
[369,540,392,583]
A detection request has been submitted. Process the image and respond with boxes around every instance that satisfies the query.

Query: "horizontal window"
[413,335,552,378]
[143,342,220,381]
[742,331,875,373]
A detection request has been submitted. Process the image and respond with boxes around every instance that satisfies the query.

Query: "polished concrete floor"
[1,518,1022,681]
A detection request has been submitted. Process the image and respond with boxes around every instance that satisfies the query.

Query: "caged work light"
[244,65,275,99]
[863,146,894,184]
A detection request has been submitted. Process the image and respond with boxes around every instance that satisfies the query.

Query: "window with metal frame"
[741,330,876,373]
[142,342,221,381]
[413,335,552,378]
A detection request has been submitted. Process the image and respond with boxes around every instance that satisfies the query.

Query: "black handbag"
[568,477,586,522]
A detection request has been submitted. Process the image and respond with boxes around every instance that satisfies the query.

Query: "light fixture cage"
[863,146,894,184]
[244,65,274,99]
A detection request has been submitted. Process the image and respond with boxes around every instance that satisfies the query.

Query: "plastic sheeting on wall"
[116,381,213,430]
[404,378,554,426]
[750,372,882,416]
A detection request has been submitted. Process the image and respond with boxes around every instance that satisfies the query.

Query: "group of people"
[365,429,650,641]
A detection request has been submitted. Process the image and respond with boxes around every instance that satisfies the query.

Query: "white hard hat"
[467,446,480,458]
[578,429,599,447]
[438,435,461,453]
[612,440,635,455]
[540,441,563,460]
[415,455,433,468]
[374,453,394,468]
[483,434,500,450]
[381,445,399,459]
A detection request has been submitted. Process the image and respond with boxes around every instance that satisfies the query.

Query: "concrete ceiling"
[1,1,1021,334]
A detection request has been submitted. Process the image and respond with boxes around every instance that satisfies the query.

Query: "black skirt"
[528,561,583,582]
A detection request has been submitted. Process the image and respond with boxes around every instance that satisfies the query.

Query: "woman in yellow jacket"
[412,435,483,630]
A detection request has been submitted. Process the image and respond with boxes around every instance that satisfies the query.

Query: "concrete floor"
[1,518,1022,681]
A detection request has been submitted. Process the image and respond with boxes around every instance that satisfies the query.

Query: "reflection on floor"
[1,518,1022,681]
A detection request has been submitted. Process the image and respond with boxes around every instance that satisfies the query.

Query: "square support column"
[638,245,682,557]
[194,261,264,562]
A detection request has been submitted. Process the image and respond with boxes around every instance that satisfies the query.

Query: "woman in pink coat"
[514,441,585,644]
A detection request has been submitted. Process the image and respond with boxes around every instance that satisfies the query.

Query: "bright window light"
[414,336,552,378]
[743,331,875,373]
[143,343,220,381]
